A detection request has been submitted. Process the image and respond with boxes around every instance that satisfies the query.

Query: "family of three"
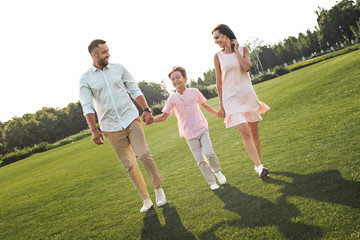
[79,24,270,213]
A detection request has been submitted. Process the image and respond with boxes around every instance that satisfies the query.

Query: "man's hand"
[142,111,154,125]
[92,128,104,145]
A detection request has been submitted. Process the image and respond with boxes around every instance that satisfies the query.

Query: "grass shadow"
[141,203,196,240]
[200,184,323,239]
[266,170,360,209]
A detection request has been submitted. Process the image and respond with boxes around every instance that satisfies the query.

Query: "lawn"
[0,51,359,239]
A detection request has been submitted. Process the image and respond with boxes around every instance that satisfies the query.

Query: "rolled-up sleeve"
[79,77,95,116]
[162,97,173,115]
[196,89,207,105]
[121,68,143,100]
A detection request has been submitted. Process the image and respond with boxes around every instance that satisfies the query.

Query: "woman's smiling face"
[213,30,229,48]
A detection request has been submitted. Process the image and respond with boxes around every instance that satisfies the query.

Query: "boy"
[149,66,226,190]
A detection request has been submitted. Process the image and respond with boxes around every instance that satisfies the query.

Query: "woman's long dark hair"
[212,24,237,51]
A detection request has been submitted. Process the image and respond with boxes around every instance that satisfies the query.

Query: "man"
[79,39,166,212]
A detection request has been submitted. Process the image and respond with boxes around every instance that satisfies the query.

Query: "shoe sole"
[260,168,269,180]
[140,204,154,212]
[156,201,166,207]
[215,173,226,185]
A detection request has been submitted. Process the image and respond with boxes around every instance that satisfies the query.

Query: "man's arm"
[79,77,103,145]
[120,67,153,124]
[135,95,153,124]
[85,113,104,145]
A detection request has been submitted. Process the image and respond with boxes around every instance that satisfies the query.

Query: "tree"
[24,118,42,145]
[256,45,279,70]
[282,36,300,62]
[3,118,29,151]
[317,0,360,48]
[203,69,216,86]
[137,81,169,107]
[246,38,264,74]
[197,77,205,86]
[35,108,59,143]
[350,17,360,42]
[0,122,5,155]
[305,29,321,54]
[66,102,88,134]
[187,79,198,88]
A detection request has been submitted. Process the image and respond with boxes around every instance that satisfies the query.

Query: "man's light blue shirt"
[79,63,143,132]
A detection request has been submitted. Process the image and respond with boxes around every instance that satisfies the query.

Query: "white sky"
[0,0,338,122]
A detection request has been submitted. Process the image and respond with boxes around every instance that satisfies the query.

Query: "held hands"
[142,111,154,125]
[217,106,225,119]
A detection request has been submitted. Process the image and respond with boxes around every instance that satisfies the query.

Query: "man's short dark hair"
[88,39,106,54]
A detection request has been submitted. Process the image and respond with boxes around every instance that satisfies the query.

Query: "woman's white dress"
[217,46,270,128]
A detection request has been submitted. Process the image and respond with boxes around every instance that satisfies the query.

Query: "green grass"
[286,43,360,71]
[1,51,359,239]
[0,129,92,167]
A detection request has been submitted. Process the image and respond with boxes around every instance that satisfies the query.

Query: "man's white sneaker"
[215,171,226,185]
[140,198,153,212]
[155,188,166,207]
[210,183,220,190]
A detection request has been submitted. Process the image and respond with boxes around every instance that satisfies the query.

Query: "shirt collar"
[91,64,111,72]
[176,87,187,96]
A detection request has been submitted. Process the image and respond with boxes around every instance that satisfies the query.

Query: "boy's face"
[170,71,187,89]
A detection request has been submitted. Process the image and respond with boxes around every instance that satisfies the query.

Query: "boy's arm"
[152,113,170,124]
[200,103,219,117]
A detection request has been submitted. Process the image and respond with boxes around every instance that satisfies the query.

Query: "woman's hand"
[231,39,239,51]
[218,106,225,119]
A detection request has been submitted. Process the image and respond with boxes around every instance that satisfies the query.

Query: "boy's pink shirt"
[162,88,208,139]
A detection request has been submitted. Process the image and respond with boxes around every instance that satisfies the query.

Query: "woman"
[212,24,270,179]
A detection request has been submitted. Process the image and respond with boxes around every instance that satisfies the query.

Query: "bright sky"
[0,0,338,123]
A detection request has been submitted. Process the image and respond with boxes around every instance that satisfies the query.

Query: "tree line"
[1,0,359,157]
[0,102,88,155]
[247,0,360,74]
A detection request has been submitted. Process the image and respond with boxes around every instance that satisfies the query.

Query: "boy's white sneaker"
[215,171,226,185]
[155,188,166,207]
[210,183,220,190]
[140,198,153,212]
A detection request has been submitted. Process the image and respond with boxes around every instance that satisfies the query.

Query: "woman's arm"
[214,53,225,118]
[232,40,251,72]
